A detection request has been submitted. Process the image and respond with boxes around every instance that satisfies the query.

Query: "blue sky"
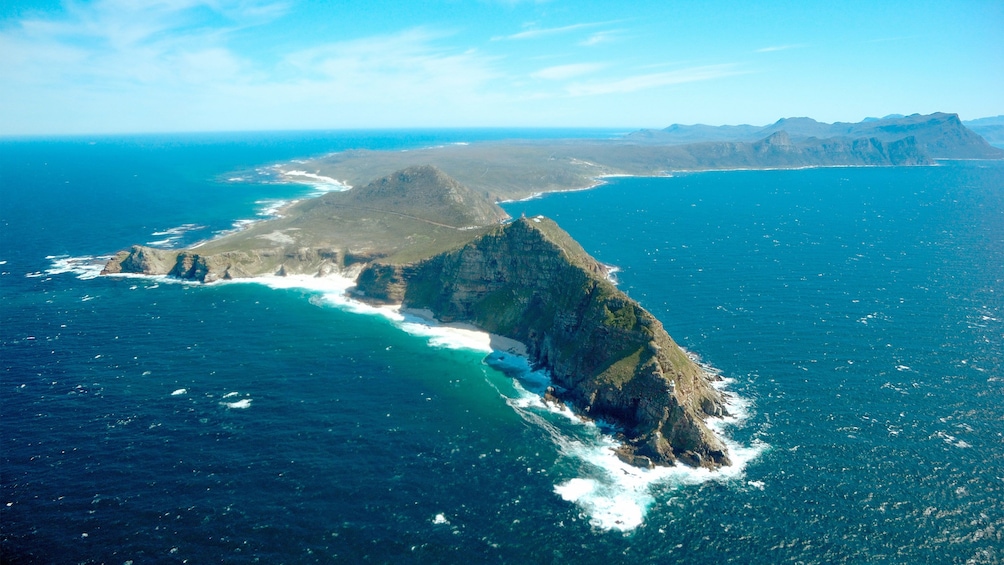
[1,0,1001,134]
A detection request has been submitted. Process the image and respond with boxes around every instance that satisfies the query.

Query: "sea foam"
[46,255,112,280]
[51,264,762,533]
[222,398,252,409]
[498,366,765,532]
[278,169,351,195]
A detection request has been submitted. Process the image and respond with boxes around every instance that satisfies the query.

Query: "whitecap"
[222,272,764,532]
[255,199,290,218]
[45,255,110,280]
[279,169,352,194]
[935,430,971,449]
[221,398,252,409]
[81,267,762,533]
[482,349,766,532]
[151,224,204,237]
[232,273,514,355]
[546,418,765,532]
[145,224,208,248]
[603,264,621,284]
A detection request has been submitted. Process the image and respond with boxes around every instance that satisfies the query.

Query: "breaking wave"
[45,264,764,533]
[226,273,765,532]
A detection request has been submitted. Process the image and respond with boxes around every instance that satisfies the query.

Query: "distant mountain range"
[963,115,1004,145]
[627,112,1004,159]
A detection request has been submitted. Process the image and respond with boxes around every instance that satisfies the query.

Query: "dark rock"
[361,217,732,469]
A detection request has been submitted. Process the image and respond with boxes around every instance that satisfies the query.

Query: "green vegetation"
[103,163,732,468]
[598,347,646,389]
[102,114,1000,467]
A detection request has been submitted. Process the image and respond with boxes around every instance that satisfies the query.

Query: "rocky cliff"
[102,165,507,281]
[676,131,927,168]
[102,166,733,469]
[356,217,731,468]
[627,112,1004,160]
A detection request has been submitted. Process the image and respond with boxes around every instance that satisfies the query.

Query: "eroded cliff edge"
[356,217,731,468]
[101,165,732,469]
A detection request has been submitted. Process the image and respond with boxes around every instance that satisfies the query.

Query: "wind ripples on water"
[191,271,761,532]
[503,162,1004,562]
[6,135,1003,563]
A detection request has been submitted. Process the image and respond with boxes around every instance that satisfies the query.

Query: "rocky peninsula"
[101,112,999,469]
[103,165,731,469]
[295,113,1002,202]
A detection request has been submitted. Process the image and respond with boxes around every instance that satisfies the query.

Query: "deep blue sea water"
[2,132,1002,563]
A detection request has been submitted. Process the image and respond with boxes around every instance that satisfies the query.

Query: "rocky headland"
[358,217,730,468]
[296,112,1001,202]
[103,165,731,469]
[101,113,998,469]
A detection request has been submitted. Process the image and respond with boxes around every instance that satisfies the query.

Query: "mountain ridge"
[626,112,1004,159]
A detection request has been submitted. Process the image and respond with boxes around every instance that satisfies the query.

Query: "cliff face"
[101,245,354,282]
[357,217,731,468]
[626,112,1004,160]
[102,167,733,469]
[102,165,507,281]
[681,132,929,168]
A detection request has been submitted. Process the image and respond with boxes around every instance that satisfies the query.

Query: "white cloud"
[278,28,503,107]
[0,1,516,132]
[579,30,621,46]
[755,44,805,53]
[0,0,281,91]
[565,65,742,96]
[531,63,606,80]
[0,2,752,132]
[493,21,612,41]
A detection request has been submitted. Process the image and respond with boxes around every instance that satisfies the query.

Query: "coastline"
[663,162,940,174]
[400,307,528,356]
[49,157,767,533]
[496,162,951,205]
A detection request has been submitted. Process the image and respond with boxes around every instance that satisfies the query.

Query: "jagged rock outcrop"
[358,217,731,468]
[101,245,178,276]
[101,246,353,282]
[101,165,511,284]
[681,131,928,168]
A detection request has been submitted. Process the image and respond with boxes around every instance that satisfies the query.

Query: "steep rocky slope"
[305,114,980,201]
[103,165,507,281]
[102,167,733,469]
[356,217,731,468]
[628,112,1004,160]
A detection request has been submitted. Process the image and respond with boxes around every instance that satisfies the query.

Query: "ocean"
[1,132,1002,564]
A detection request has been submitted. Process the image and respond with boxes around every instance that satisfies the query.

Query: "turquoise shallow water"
[2,133,1002,563]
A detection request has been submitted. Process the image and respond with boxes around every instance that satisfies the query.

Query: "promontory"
[102,165,732,469]
[100,111,1001,469]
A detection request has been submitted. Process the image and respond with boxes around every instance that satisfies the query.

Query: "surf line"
[51,259,764,533]
[213,272,766,533]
